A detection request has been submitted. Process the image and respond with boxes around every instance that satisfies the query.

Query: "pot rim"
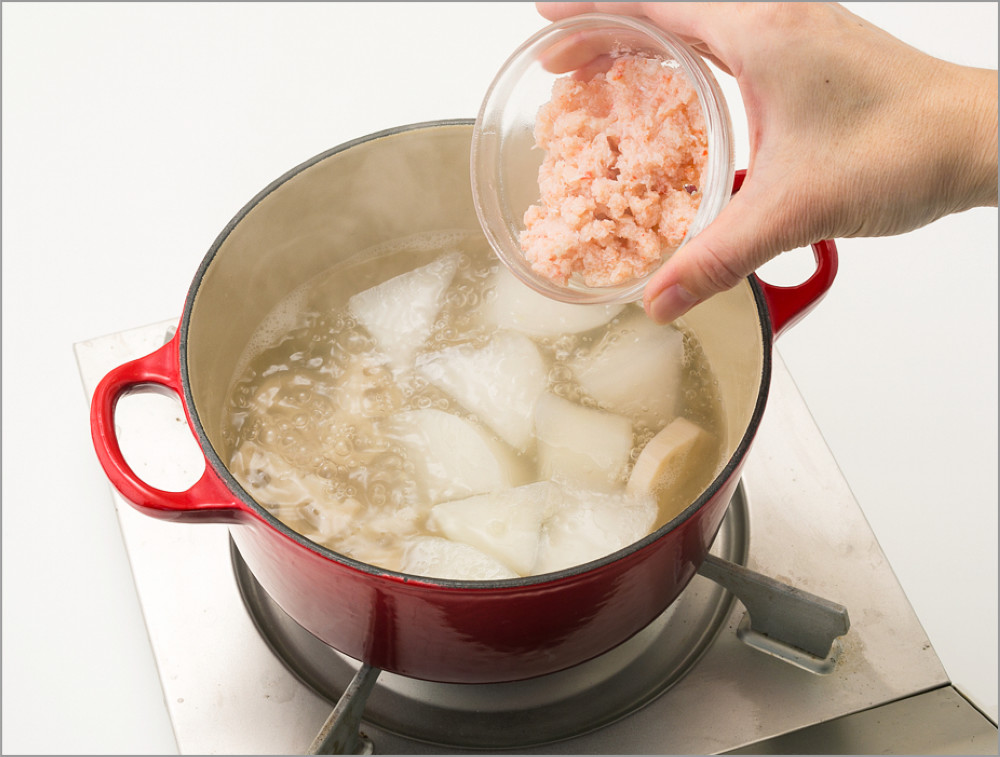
[179,119,774,590]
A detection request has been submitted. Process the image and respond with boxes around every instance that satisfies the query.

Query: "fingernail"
[647,284,700,324]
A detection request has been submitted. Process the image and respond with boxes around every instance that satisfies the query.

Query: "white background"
[2,3,996,753]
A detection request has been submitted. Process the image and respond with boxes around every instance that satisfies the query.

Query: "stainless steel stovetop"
[76,319,997,755]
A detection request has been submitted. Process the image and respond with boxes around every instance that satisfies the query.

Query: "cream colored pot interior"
[184,122,764,481]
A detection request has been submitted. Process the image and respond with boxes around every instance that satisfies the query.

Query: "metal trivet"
[233,483,849,753]
[233,487,750,751]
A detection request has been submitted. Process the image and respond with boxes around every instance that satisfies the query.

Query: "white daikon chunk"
[401,536,519,581]
[429,482,559,575]
[481,266,624,337]
[533,392,633,490]
[347,252,461,371]
[571,308,684,428]
[384,409,519,505]
[417,331,547,451]
[534,487,658,575]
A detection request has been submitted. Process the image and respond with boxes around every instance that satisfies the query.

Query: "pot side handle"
[90,334,249,524]
[732,169,839,339]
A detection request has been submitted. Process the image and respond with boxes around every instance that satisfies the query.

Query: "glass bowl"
[472,13,735,305]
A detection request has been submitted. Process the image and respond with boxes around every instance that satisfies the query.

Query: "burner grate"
[232,487,747,750]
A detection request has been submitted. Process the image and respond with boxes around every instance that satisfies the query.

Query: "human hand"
[536,2,999,323]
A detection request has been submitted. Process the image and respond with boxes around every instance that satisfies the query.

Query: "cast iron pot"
[91,120,837,684]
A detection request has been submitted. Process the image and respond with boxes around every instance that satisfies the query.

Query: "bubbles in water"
[370,481,388,506]
[221,231,726,572]
[344,330,371,354]
[549,365,573,383]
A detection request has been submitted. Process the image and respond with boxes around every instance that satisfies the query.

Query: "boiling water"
[221,232,726,578]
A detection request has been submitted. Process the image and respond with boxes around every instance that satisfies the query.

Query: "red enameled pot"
[90,121,837,684]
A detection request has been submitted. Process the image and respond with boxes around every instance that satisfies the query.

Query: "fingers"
[535,3,735,76]
[538,33,616,75]
[536,3,638,22]
[533,3,677,78]
[537,3,712,44]
[539,29,679,77]
[643,190,782,323]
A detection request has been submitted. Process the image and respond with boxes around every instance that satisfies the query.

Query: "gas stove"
[76,319,997,754]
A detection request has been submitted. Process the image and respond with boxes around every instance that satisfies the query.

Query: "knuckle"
[690,241,747,293]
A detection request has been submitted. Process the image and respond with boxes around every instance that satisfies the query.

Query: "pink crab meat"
[520,55,708,288]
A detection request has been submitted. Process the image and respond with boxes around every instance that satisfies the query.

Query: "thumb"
[642,188,786,323]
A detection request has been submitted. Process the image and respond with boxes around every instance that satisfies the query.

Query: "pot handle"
[90,333,249,524]
[732,170,839,339]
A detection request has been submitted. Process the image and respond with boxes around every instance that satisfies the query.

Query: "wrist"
[969,68,999,209]
[944,64,998,211]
